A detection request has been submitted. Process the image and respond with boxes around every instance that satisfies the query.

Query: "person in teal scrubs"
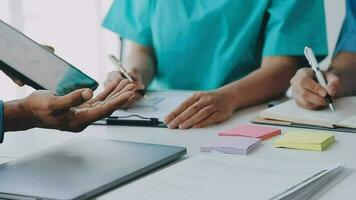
[291,0,356,110]
[103,0,328,129]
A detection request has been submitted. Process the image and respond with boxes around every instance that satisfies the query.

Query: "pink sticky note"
[201,137,261,155]
[219,125,281,141]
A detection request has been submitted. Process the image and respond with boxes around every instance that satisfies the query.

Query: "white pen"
[109,55,134,82]
[304,46,335,111]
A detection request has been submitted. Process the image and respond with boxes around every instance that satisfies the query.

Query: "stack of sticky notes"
[201,137,261,155]
[273,130,335,151]
[219,124,281,141]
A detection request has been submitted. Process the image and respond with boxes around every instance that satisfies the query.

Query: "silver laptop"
[0,137,186,200]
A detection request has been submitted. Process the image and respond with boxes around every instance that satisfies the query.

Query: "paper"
[337,115,356,129]
[219,124,281,140]
[201,137,261,154]
[260,97,356,128]
[104,154,341,200]
[273,131,335,151]
[112,91,192,122]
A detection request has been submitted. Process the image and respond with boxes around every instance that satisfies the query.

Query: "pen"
[108,54,148,99]
[106,116,161,127]
[304,46,335,111]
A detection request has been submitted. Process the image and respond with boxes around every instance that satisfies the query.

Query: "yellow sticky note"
[273,131,335,151]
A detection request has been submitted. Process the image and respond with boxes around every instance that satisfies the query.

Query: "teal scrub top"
[335,0,356,54]
[104,0,328,91]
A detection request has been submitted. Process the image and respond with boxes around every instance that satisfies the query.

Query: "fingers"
[326,73,341,97]
[178,105,216,129]
[301,78,327,97]
[291,68,328,110]
[105,79,131,100]
[291,68,327,97]
[166,99,210,129]
[59,83,137,132]
[107,81,137,101]
[164,93,201,124]
[83,82,117,106]
[129,68,145,90]
[79,91,136,122]
[51,88,93,110]
[193,112,224,128]
[104,71,125,87]
[294,89,327,109]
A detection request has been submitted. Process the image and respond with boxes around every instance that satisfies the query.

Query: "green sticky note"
[273,131,335,151]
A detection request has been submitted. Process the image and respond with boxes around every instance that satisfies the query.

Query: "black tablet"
[0,20,98,95]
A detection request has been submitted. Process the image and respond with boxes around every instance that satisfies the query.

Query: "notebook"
[255,97,356,131]
[273,131,336,151]
[103,154,343,200]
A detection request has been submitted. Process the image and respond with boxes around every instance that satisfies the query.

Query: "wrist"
[215,87,240,111]
[3,98,37,131]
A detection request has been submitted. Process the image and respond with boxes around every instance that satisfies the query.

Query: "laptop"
[0,137,186,200]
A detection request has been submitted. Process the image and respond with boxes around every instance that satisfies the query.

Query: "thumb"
[52,88,93,110]
[326,73,341,97]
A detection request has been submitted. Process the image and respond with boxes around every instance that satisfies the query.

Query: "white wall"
[0,0,119,101]
[321,0,346,68]
[0,0,348,100]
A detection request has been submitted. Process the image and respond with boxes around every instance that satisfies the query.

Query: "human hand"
[104,68,145,100]
[23,81,137,132]
[164,91,235,129]
[290,68,341,110]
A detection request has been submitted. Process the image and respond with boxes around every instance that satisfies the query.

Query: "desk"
[0,104,355,199]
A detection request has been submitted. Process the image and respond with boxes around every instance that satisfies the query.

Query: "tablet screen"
[0,20,98,95]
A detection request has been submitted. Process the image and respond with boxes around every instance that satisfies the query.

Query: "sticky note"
[219,124,281,141]
[201,137,261,155]
[273,131,335,151]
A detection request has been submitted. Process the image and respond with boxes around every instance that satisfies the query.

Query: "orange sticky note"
[219,125,281,141]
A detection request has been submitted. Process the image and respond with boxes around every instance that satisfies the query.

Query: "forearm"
[3,99,36,132]
[123,40,156,87]
[218,57,302,110]
[328,52,356,96]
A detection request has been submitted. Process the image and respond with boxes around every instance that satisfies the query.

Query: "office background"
[0,0,346,101]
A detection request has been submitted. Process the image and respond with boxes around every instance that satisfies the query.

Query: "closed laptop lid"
[0,137,186,200]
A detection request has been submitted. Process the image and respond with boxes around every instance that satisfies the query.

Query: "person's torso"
[148,0,270,90]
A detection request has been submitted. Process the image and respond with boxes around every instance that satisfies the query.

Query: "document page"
[108,154,340,200]
[337,114,356,129]
[112,91,192,122]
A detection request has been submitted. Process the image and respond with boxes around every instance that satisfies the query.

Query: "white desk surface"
[0,104,355,199]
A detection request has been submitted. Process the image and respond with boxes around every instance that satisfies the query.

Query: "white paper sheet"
[112,91,192,122]
[106,154,341,200]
